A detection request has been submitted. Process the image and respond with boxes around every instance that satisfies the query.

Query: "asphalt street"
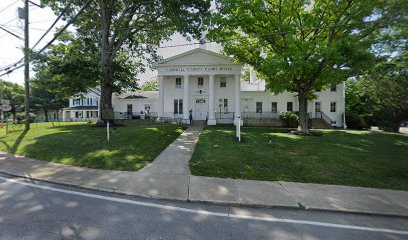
[0,173,407,240]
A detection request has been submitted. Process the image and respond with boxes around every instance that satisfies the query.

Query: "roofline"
[152,48,236,67]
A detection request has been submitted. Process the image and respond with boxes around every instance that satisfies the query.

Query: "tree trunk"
[100,83,114,122]
[44,109,49,122]
[297,90,309,134]
[99,0,114,123]
[392,121,400,133]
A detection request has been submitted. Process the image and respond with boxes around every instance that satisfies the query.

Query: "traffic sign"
[0,100,10,105]
[0,105,11,111]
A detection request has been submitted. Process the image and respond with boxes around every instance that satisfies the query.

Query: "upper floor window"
[271,102,277,113]
[330,102,336,112]
[176,78,182,88]
[220,77,226,88]
[198,77,204,88]
[256,102,263,113]
[287,102,293,112]
[73,98,81,105]
[331,83,337,92]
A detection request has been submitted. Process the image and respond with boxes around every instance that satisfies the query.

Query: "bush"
[15,112,36,123]
[345,111,366,129]
[279,111,299,128]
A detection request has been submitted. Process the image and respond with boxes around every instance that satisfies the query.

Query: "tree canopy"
[208,0,399,133]
[41,0,211,122]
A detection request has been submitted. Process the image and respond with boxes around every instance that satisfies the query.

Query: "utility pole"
[23,0,30,130]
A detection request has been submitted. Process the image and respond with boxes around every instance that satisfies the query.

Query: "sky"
[0,1,218,86]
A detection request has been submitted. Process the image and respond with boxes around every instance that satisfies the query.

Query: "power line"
[0,0,19,14]
[0,0,94,77]
[0,25,23,40]
[31,0,74,50]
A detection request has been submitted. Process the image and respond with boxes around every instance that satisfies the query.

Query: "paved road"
[1,173,407,240]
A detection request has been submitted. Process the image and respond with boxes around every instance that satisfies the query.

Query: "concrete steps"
[311,118,331,129]
[191,120,206,126]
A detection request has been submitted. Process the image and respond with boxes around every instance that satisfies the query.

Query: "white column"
[234,73,242,125]
[207,74,216,125]
[182,74,190,124]
[158,75,164,120]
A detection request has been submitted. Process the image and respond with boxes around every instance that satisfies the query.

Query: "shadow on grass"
[18,124,184,171]
[192,127,408,190]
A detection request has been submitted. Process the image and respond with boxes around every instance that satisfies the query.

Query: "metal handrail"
[309,111,333,126]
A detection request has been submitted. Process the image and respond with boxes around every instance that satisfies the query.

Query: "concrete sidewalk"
[0,127,407,217]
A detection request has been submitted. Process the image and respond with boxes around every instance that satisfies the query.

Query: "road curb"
[1,170,408,218]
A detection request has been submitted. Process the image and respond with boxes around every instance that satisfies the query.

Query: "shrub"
[16,112,36,123]
[345,111,366,129]
[279,111,299,128]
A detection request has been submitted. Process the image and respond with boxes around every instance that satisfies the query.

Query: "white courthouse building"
[63,48,345,128]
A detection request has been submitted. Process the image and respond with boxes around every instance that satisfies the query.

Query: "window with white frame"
[271,102,277,113]
[175,78,181,88]
[330,102,336,112]
[256,102,263,113]
[198,77,204,88]
[287,102,293,112]
[174,99,183,114]
[220,77,226,88]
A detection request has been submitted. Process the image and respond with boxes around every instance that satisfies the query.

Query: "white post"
[107,122,110,142]
[234,74,242,125]
[182,74,190,124]
[207,74,216,125]
[236,117,241,142]
[158,75,164,120]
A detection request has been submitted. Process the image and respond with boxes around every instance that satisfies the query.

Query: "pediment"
[154,48,235,67]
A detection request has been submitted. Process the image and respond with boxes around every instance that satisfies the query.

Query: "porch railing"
[114,112,158,120]
[241,111,279,119]
[309,111,333,127]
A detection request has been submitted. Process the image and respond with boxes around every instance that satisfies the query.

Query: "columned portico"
[153,48,242,126]
[207,74,216,125]
[182,74,190,124]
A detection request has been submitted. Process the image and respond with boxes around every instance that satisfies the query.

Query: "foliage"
[345,111,366,130]
[208,0,399,133]
[359,53,408,132]
[140,77,159,91]
[42,0,211,121]
[279,111,299,128]
[30,71,68,121]
[0,79,25,120]
[190,126,408,190]
[16,112,37,123]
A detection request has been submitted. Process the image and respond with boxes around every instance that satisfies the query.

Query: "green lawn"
[0,122,185,171]
[190,126,408,190]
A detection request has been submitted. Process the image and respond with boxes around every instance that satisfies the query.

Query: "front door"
[194,98,208,120]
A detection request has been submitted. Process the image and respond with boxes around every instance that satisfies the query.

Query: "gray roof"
[113,91,158,100]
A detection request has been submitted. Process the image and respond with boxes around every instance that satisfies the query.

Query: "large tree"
[208,0,399,134]
[360,53,408,132]
[30,76,68,122]
[42,0,210,123]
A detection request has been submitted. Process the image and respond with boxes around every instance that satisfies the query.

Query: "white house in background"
[62,90,100,122]
[63,47,345,127]
[112,91,158,120]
